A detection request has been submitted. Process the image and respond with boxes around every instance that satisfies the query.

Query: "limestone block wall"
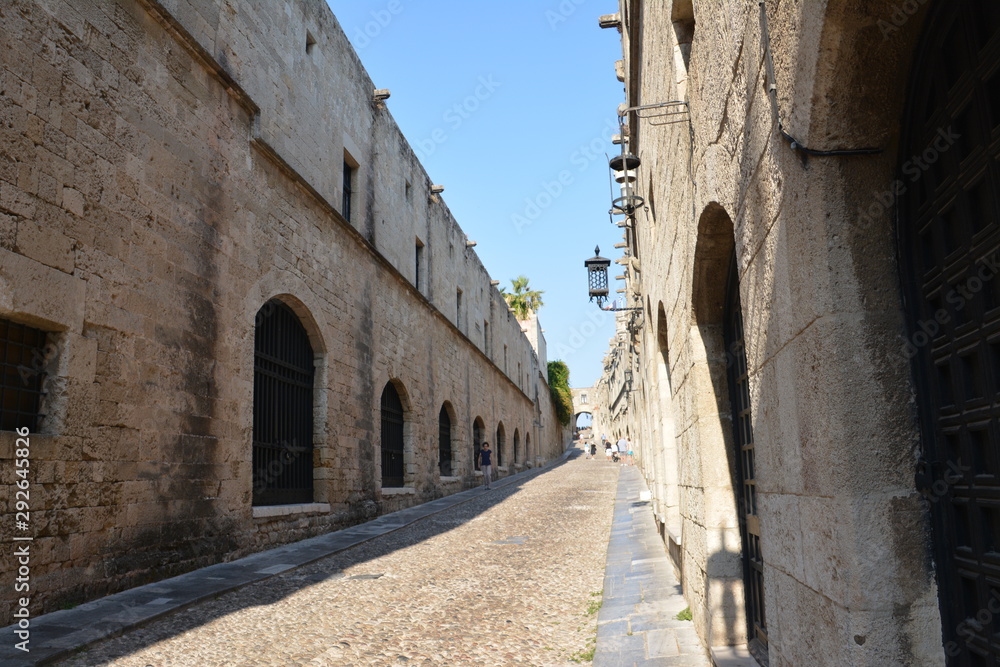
[595,0,947,664]
[0,0,561,624]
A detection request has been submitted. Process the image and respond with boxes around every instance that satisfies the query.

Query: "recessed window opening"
[305,30,316,54]
[672,0,695,72]
[253,300,315,506]
[0,317,51,433]
[342,151,358,222]
[439,405,453,476]
[380,382,405,488]
[415,238,425,293]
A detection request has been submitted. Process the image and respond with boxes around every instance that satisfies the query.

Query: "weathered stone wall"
[596,0,946,665]
[0,0,561,623]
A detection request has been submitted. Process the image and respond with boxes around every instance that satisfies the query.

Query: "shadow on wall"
[706,528,745,648]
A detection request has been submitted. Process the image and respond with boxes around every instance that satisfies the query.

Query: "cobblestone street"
[55,455,619,666]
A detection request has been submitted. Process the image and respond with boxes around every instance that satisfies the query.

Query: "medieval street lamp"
[584,246,642,312]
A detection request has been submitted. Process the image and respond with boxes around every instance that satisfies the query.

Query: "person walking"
[626,437,635,466]
[479,442,494,489]
[616,436,628,466]
[605,440,613,462]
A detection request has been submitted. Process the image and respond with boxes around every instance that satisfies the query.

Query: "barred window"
[438,404,453,477]
[0,318,50,432]
[252,300,315,506]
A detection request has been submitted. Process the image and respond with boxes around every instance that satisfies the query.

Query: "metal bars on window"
[381,383,405,487]
[0,318,49,432]
[439,406,452,477]
[724,252,768,661]
[252,300,315,506]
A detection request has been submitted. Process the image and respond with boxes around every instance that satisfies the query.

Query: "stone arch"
[251,298,318,507]
[438,401,458,477]
[495,420,507,468]
[379,378,413,488]
[241,273,331,502]
[689,203,746,648]
[472,416,486,471]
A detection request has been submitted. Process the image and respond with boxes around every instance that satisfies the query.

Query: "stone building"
[0,0,564,623]
[591,0,999,665]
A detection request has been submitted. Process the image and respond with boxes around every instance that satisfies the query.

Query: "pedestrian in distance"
[616,435,628,466]
[605,440,613,462]
[479,442,494,489]
[590,441,597,459]
[626,437,635,466]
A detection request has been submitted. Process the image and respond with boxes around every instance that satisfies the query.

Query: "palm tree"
[501,275,544,320]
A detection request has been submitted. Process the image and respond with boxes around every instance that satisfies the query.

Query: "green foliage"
[548,360,573,426]
[675,606,693,621]
[501,275,544,319]
[569,637,597,663]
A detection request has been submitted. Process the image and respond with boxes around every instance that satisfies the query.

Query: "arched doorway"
[252,299,315,506]
[898,1,1000,662]
[513,429,521,465]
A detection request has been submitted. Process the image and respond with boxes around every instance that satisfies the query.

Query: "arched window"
[253,299,314,506]
[898,1,1000,659]
[496,421,506,467]
[473,417,485,470]
[380,382,405,488]
[439,404,453,476]
[525,432,532,462]
[724,251,766,656]
[513,429,521,464]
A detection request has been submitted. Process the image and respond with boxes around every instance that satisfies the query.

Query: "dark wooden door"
[898,1,1000,664]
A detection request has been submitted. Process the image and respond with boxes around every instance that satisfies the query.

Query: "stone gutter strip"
[594,465,711,667]
[0,451,572,666]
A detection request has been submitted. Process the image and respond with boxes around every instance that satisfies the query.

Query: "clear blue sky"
[326,1,626,390]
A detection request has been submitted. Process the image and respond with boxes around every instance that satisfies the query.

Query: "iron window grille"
[381,383,405,487]
[438,406,452,477]
[252,300,315,506]
[0,318,49,433]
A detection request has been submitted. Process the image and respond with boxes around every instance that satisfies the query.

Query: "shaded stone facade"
[0,0,564,624]
[592,0,999,665]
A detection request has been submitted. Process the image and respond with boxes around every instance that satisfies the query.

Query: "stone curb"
[593,466,711,667]
[1,450,575,666]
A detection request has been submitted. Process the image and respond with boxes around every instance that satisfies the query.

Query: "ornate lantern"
[584,246,611,303]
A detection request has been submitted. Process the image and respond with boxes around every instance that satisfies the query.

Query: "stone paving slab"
[1,454,573,666]
[594,466,711,667]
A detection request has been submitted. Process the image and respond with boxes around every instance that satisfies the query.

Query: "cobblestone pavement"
[55,455,620,667]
